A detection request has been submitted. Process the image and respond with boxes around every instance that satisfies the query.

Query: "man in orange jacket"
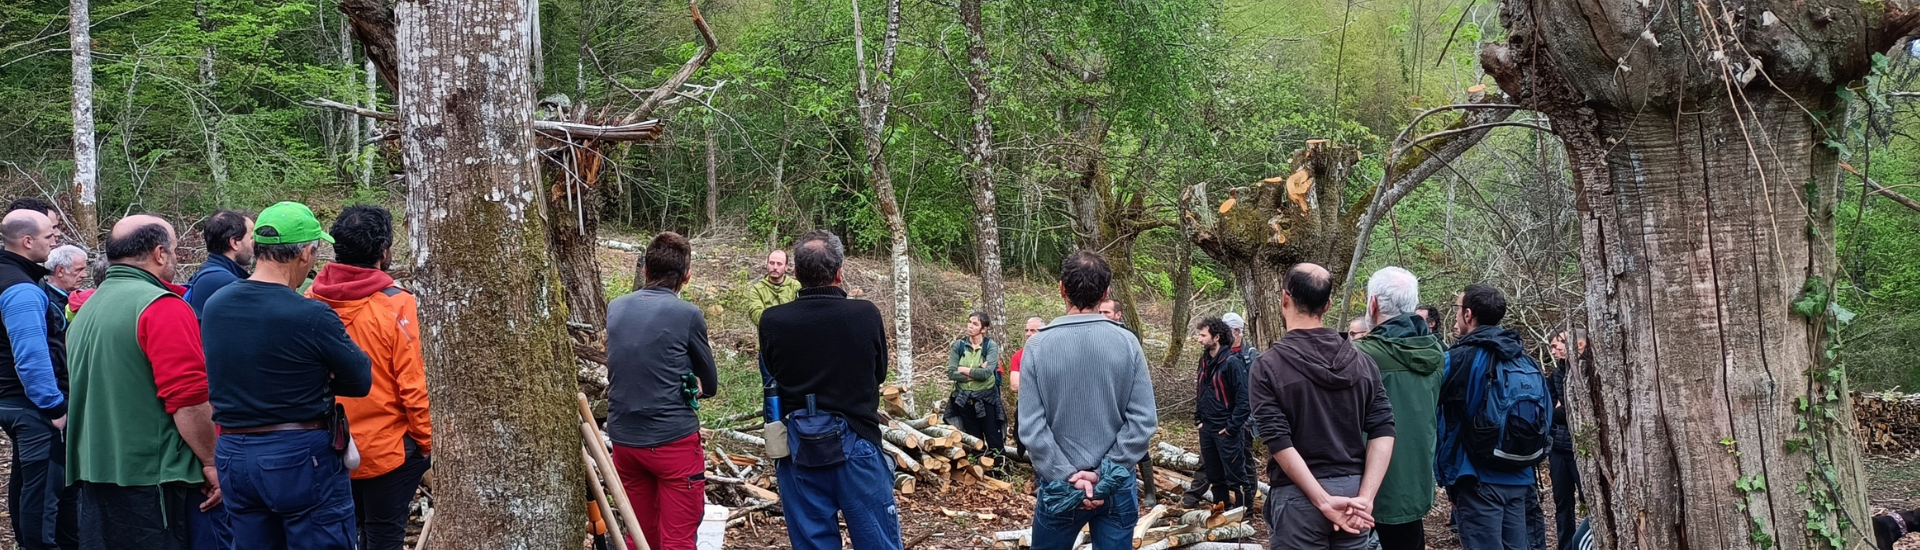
[306,205,431,550]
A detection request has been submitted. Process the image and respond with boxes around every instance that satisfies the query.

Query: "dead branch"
[630,0,718,120]
[303,99,662,142]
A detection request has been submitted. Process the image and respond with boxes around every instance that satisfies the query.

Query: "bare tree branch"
[631,0,718,120]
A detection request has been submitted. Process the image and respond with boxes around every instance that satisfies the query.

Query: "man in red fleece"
[306,205,430,550]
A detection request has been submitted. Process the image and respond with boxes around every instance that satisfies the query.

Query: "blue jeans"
[1029,477,1138,550]
[216,430,356,550]
[775,436,902,550]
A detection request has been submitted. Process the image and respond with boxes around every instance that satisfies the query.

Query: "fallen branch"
[302,99,662,142]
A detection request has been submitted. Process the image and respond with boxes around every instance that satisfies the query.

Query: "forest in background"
[0,1,1917,381]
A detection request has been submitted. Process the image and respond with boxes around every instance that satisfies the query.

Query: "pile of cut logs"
[1855,391,1920,457]
[991,505,1257,550]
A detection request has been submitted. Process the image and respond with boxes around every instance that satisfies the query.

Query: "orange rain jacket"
[309,263,432,479]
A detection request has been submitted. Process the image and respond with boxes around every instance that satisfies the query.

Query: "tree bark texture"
[1160,186,1196,372]
[1190,142,1361,348]
[68,0,97,246]
[1481,1,1920,548]
[851,0,914,410]
[958,0,1007,346]
[195,0,229,196]
[395,0,584,544]
[705,126,719,228]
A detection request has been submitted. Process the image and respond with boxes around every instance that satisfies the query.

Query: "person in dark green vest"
[1351,266,1445,550]
[66,214,225,550]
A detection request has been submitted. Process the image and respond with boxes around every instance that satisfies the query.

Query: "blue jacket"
[0,251,62,417]
[185,253,249,317]
[1435,325,1536,487]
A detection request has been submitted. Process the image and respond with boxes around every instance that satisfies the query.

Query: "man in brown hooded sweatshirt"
[1248,263,1395,550]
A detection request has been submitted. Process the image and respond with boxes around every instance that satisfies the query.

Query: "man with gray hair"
[1351,266,1444,550]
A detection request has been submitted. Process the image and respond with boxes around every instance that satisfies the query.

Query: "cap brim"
[319,231,335,244]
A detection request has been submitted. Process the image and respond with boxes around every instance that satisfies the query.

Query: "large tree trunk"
[395,0,583,545]
[958,0,1007,346]
[1481,1,1920,548]
[851,0,913,411]
[1159,186,1196,372]
[68,0,97,246]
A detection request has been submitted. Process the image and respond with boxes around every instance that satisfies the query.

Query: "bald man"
[0,209,75,550]
[67,215,226,550]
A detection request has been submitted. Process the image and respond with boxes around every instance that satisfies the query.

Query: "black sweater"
[1194,346,1250,434]
[205,280,372,428]
[759,286,890,447]
[1249,327,1395,486]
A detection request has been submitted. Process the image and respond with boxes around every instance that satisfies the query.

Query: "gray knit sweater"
[1016,313,1159,482]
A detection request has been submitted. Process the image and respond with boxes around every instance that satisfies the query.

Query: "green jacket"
[746,276,800,326]
[946,336,1000,392]
[66,266,205,487]
[1353,312,1445,524]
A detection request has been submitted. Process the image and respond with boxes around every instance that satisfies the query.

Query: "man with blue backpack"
[1437,283,1550,550]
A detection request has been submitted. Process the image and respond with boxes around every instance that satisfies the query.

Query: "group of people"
[0,199,431,550]
[606,228,1596,550]
[1163,266,1593,550]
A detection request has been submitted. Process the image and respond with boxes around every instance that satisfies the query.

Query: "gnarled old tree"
[1480,1,1920,548]
[395,0,582,545]
[1191,93,1515,347]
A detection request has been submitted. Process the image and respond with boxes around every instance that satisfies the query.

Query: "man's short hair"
[1366,266,1420,317]
[105,222,172,263]
[7,198,55,217]
[254,241,313,264]
[1461,283,1508,327]
[792,230,845,288]
[1284,264,1332,316]
[641,232,693,289]
[329,205,392,268]
[1197,316,1232,343]
[203,210,252,256]
[0,214,41,243]
[44,245,86,272]
[1060,251,1111,310]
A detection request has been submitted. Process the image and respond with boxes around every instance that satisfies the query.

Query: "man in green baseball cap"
[201,200,371,550]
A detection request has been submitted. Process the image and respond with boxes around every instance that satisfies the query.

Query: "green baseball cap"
[254,201,334,245]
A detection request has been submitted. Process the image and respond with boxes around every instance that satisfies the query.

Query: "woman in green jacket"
[944,312,1003,458]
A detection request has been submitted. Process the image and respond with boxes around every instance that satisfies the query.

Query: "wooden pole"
[583,448,630,550]
[578,393,651,550]
[411,506,434,550]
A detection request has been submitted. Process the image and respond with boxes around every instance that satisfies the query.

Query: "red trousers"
[612,432,707,550]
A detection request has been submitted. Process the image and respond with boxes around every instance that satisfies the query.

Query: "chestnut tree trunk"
[1481,1,1920,547]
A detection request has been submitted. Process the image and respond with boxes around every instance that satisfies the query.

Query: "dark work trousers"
[186,489,231,550]
[216,429,357,550]
[1549,450,1581,550]
[1374,520,1426,550]
[947,388,1006,459]
[1182,464,1211,504]
[76,481,201,550]
[1197,427,1252,508]
[0,399,76,550]
[350,446,430,550]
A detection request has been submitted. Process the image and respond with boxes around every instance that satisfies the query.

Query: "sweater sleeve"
[1363,363,1396,440]
[946,339,969,382]
[1251,354,1294,452]
[392,293,433,452]
[690,310,717,399]
[1104,340,1157,467]
[747,284,769,327]
[137,297,209,414]
[969,340,999,382]
[1,285,61,416]
[314,308,374,398]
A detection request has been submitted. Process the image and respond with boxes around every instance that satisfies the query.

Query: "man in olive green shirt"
[746,249,799,327]
[748,249,799,406]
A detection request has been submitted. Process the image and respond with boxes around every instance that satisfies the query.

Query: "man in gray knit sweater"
[1018,251,1158,550]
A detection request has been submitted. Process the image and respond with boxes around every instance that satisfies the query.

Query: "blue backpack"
[1464,350,1552,471]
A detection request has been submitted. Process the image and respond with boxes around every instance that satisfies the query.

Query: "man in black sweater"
[1192,316,1252,510]
[1249,263,1395,550]
[203,201,371,550]
[759,230,902,550]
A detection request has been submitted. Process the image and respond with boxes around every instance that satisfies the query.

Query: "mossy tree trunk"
[396,0,584,544]
[1481,0,1920,547]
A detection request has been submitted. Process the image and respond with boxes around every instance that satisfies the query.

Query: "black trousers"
[1550,449,1581,550]
[1375,520,1426,550]
[350,449,431,550]
[0,401,76,550]
[952,408,1006,458]
[1197,427,1252,508]
[76,481,200,550]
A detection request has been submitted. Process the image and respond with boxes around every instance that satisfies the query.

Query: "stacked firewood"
[1855,391,1920,457]
[1146,442,1271,505]
[991,504,1257,550]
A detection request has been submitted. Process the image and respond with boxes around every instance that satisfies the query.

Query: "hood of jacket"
[1272,327,1367,390]
[1454,324,1527,361]
[309,263,394,304]
[1359,313,1445,375]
